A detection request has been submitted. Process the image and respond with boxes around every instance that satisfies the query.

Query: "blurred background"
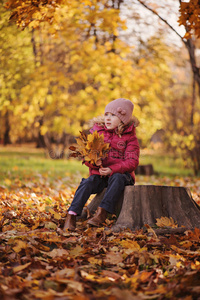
[0,0,200,182]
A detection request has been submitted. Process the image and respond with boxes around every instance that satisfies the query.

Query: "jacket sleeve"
[84,161,99,170]
[109,135,140,175]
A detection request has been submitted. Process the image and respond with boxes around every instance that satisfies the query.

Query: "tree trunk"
[3,110,11,145]
[135,164,154,175]
[81,185,200,232]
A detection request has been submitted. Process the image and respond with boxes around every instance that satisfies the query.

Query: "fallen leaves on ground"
[0,174,200,299]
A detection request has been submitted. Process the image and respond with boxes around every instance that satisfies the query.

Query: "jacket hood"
[89,118,138,136]
[88,115,139,129]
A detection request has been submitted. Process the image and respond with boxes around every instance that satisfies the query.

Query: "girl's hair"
[88,115,139,137]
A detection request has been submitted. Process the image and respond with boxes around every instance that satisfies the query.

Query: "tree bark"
[81,185,200,232]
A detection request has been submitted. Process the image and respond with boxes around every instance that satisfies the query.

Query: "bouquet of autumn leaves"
[69,130,110,166]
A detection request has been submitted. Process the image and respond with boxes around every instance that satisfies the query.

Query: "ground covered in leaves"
[0,175,200,300]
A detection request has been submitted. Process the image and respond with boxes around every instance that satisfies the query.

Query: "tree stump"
[81,185,200,232]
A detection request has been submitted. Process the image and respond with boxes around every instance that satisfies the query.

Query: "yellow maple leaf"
[69,130,110,165]
[156,216,178,228]
[119,240,140,251]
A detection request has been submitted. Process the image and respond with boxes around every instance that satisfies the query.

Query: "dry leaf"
[44,221,57,230]
[48,208,61,220]
[104,251,123,265]
[13,262,31,273]
[156,216,178,228]
[88,256,102,266]
[119,240,140,252]
[13,240,27,253]
[69,245,85,257]
[48,249,69,258]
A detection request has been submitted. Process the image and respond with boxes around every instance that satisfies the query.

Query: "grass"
[139,150,193,176]
[0,145,88,186]
[0,145,194,188]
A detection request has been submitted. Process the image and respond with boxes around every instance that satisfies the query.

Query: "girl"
[64,98,140,231]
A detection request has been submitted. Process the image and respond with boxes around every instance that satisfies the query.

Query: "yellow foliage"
[40,125,48,136]
[179,0,200,38]
[1,1,176,145]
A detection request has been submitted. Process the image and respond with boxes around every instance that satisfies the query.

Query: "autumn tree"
[5,0,199,174]
[132,0,200,174]
[0,6,34,144]
[2,0,175,158]
[16,1,138,156]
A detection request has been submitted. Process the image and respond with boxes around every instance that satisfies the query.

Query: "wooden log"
[81,185,200,232]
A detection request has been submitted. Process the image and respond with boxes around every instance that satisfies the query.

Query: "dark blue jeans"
[68,173,134,215]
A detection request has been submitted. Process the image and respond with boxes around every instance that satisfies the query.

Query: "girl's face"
[104,112,121,130]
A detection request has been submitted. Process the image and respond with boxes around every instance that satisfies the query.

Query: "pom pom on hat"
[105,98,134,125]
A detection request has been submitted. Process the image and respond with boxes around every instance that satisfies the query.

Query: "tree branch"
[136,0,186,45]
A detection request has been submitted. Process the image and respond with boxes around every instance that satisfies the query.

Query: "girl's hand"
[99,167,112,176]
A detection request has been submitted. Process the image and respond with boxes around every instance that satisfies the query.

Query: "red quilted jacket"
[84,122,140,182]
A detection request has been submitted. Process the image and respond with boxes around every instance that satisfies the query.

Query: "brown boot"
[63,214,76,231]
[87,207,107,227]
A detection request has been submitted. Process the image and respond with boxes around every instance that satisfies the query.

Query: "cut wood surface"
[81,185,200,232]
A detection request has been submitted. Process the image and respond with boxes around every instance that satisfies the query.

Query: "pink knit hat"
[105,98,134,125]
